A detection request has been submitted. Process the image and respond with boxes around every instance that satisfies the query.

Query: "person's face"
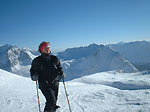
[42,45,50,54]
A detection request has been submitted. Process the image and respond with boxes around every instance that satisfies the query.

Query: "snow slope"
[0,69,150,112]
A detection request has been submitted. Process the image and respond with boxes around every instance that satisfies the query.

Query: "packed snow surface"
[0,69,150,112]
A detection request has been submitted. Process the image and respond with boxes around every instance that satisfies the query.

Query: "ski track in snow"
[57,93,79,112]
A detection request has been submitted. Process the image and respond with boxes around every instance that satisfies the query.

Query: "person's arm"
[53,56,65,81]
[55,57,63,75]
[30,58,39,81]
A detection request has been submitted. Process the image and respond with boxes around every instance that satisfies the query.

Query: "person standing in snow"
[30,42,64,112]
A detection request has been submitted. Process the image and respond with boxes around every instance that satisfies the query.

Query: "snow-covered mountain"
[109,41,150,71]
[0,44,20,71]
[0,69,150,112]
[0,44,39,77]
[0,43,138,79]
[58,44,138,80]
[57,43,101,60]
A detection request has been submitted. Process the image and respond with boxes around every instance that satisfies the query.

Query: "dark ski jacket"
[30,53,63,88]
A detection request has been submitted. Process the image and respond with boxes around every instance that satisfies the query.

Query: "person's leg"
[40,87,56,112]
[54,85,59,101]
[52,83,60,110]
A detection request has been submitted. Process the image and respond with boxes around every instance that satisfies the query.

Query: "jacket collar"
[41,53,50,60]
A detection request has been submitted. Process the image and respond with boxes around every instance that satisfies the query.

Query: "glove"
[52,76,60,87]
[52,73,66,84]
[52,76,61,84]
[31,75,38,81]
[61,73,66,79]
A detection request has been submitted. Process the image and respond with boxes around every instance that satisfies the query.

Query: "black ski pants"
[40,83,59,112]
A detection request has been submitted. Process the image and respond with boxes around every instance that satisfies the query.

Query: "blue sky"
[0,0,150,52]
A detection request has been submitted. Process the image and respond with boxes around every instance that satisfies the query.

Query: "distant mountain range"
[57,44,138,80]
[0,41,149,80]
[109,40,150,71]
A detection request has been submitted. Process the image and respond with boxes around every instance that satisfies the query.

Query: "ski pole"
[36,80,41,112]
[62,77,72,112]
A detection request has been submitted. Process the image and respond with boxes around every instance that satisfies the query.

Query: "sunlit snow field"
[0,69,150,112]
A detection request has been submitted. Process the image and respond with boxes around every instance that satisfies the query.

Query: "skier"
[30,41,64,112]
